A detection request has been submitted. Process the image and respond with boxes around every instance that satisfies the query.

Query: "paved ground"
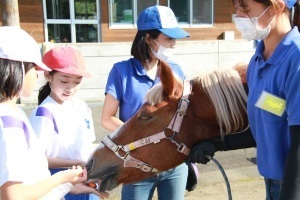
[22,101,265,200]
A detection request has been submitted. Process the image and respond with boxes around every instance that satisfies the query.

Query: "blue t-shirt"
[105,58,185,122]
[247,27,300,180]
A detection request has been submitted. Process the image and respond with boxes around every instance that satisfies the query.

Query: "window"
[43,0,100,43]
[169,0,213,26]
[108,0,158,28]
[108,0,213,28]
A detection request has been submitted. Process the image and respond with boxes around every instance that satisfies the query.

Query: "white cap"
[0,26,50,71]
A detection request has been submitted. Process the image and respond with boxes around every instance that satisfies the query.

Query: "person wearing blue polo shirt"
[101,5,190,200]
[187,0,300,199]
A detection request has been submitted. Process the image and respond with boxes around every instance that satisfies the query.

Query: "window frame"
[108,0,159,29]
[167,0,214,28]
[43,0,101,43]
[108,0,214,29]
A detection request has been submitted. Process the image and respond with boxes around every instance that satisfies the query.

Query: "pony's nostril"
[85,158,93,172]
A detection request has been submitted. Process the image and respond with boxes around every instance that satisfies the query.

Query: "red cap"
[43,46,91,78]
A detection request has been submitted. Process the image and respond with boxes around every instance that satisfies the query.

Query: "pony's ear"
[233,63,248,84]
[159,61,182,99]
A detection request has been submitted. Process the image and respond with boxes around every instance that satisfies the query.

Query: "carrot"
[88,182,96,188]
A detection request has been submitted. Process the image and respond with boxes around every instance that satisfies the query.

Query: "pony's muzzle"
[86,158,94,174]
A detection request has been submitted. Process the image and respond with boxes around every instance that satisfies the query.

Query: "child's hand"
[57,165,86,184]
[70,182,110,199]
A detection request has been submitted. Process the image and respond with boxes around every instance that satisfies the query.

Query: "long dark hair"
[130,29,161,63]
[292,1,300,30]
[38,71,57,105]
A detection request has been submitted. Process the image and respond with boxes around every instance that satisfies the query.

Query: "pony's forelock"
[144,83,164,105]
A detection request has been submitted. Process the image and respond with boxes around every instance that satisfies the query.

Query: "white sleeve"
[41,182,73,200]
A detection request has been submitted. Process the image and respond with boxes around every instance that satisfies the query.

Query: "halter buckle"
[177,98,190,116]
[115,146,130,160]
[177,143,190,156]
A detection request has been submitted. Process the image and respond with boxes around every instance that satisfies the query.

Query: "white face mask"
[149,39,173,61]
[235,6,275,41]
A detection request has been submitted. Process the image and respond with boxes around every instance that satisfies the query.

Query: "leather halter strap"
[102,136,160,172]
[102,80,193,173]
[168,79,193,132]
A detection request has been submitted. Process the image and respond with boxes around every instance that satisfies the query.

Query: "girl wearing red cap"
[30,46,109,200]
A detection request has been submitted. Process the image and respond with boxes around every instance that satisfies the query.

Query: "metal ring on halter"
[166,131,177,140]
[169,134,181,147]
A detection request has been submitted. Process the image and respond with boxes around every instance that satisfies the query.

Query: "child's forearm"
[48,157,84,168]
[1,175,72,200]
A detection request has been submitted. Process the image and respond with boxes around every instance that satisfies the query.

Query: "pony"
[86,61,248,192]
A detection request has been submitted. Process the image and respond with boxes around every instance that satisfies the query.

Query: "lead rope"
[206,155,232,200]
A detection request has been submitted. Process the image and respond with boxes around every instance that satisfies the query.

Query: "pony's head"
[86,61,248,192]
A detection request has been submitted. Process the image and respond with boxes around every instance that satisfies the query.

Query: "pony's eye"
[139,115,151,121]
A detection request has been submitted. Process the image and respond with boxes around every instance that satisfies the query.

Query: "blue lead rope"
[206,155,232,200]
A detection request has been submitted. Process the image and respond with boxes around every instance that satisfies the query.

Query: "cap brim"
[34,60,51,71]
[159,27,190,39]
[56,68,92,78]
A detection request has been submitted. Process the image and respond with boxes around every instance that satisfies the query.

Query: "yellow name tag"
[255,91,286,117]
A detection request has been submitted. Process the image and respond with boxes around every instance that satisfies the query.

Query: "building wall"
[21,40,255,104]
[0,0,241,43]
[0,0,45,42]
[19,0,45,42]
[101,0,242,42]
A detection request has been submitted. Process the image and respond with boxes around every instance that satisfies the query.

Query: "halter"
[102,80,193,173]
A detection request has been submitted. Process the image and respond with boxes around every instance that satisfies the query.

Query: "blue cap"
[137,5,189,39]
[285,0,297,8]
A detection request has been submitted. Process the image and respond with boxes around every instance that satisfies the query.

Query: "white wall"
[21,40,255,104]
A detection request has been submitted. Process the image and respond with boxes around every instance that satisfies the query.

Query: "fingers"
[70,165,83,175]
[99,191,110,199]
[86,180,110,199]
[67,166,87,184]
[201,156,210,164]
[186,149,200,163]
[188,148,211,164]
[81,167,87,179]
[73,182,110,199]
[93,190,110,199]
[187,141,217,164]
[193,150,203,163]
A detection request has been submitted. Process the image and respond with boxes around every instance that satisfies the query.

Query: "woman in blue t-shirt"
[102,5,190,200]
[187,0,300,199]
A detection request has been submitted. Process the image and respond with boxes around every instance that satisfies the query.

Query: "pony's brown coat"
[86,63,249,192]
